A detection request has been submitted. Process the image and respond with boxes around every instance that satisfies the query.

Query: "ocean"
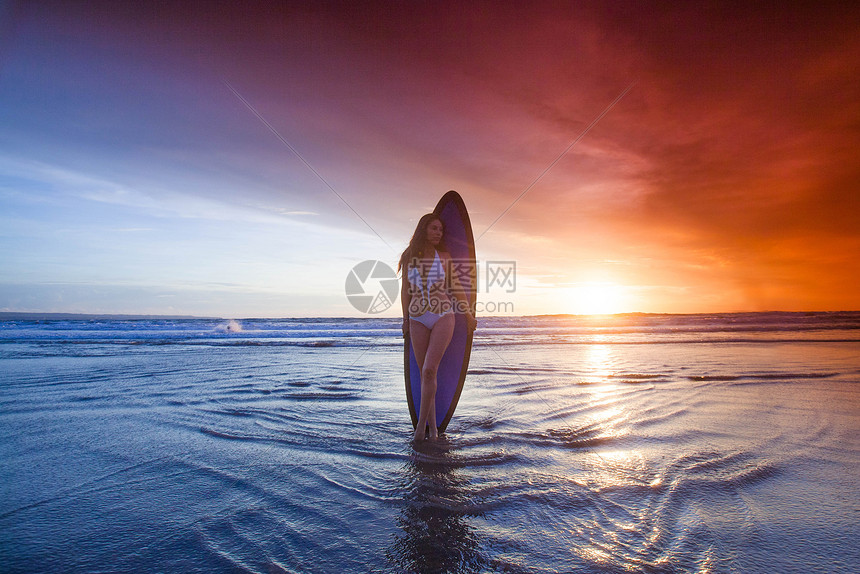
[1,312,858,573]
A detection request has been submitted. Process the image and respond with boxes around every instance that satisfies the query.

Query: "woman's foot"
[414,424,438,441]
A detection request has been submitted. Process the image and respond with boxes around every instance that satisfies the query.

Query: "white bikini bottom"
[410,310,453,330]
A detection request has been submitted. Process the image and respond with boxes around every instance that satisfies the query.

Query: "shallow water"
[1,314,859,572]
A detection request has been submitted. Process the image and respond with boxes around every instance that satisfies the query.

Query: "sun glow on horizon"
[564,282,630,316]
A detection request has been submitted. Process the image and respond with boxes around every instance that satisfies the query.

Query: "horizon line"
[2,310,858,321]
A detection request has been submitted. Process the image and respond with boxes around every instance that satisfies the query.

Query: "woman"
[400,213,477,441]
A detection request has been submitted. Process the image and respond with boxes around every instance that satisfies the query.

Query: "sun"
[567,282,628,315]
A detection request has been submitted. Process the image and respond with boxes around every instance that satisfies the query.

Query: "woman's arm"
[401,267,410,336]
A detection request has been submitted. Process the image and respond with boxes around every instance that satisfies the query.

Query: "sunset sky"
[1,1,858,316]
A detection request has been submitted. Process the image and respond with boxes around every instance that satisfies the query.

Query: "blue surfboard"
[404,190,476,433]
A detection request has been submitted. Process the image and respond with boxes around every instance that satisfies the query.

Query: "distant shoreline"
[0,312,217,321]
[1,310,857,322]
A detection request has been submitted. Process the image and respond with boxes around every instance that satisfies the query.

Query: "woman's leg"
[409,319,430,438]
[427,389,438,439]
[409,319,430,370]
[412,314,454,440]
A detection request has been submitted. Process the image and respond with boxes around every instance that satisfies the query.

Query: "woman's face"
[425,219,443,246]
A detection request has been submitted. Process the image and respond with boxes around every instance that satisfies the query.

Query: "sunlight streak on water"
[586,343,613,379]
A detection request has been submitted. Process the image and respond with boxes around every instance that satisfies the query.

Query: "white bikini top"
[407,251,445,299]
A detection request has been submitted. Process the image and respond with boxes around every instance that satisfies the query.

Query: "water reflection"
[386,438,486,573]
[585,343,614,382]
[562,345,668,569]
[580,344,627,442]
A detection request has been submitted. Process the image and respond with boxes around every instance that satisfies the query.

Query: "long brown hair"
[398,213,447,273]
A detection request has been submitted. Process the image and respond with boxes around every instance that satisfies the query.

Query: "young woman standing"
[400,214,476,441]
